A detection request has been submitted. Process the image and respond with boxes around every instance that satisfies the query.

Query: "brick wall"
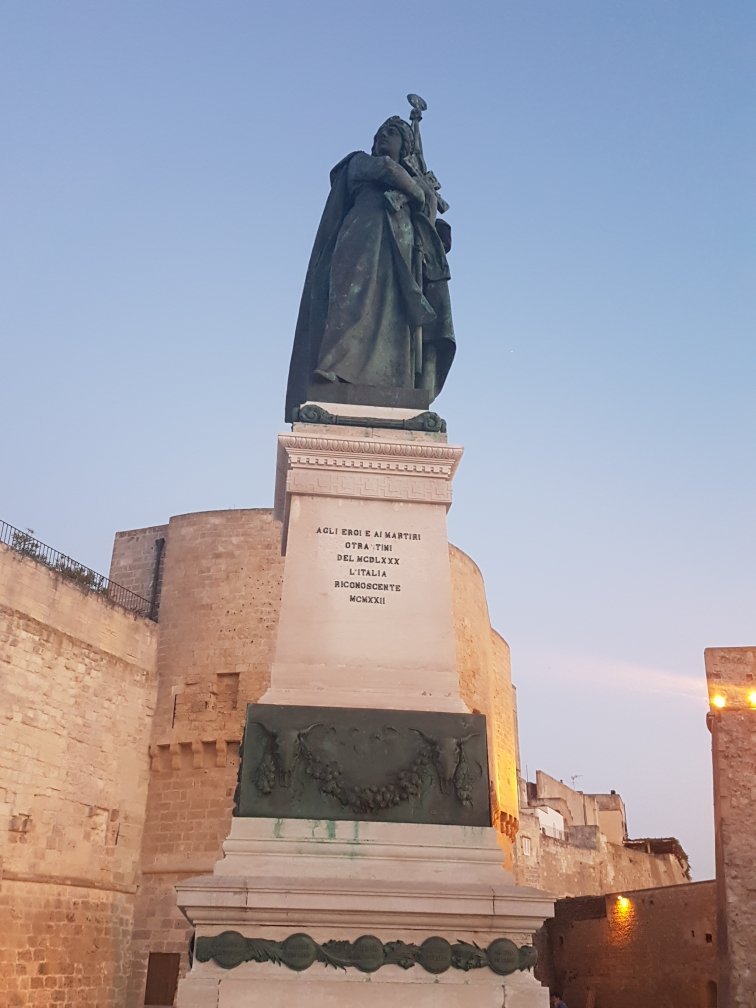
[705,646,756,1008]
[539,880,717,1007]
[0,544,158,1008]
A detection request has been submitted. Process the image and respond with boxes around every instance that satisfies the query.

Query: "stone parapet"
[0,542,156,667]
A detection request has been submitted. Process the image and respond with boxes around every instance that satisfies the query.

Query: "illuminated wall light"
[748,691,756,708]
[711,694,727,709]
[609,894,635,946]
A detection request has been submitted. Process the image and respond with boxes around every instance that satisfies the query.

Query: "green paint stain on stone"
[273,818,283,838]
[344,821,361,856]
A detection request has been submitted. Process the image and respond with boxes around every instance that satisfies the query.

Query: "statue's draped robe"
[285,152,455,421]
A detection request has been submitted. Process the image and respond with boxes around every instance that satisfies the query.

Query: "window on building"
[144,952,180,1007]
[521,836,532,856]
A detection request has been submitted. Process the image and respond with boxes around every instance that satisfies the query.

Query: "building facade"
[513,770,690,898]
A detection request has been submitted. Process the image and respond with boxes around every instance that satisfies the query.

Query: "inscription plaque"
[318,523,421,607]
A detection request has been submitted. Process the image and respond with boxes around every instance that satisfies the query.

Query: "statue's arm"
[348,152,424,206]
[380,159,425,205]
[415,176,438,224]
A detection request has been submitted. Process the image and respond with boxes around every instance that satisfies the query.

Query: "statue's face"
[373,122,403,162]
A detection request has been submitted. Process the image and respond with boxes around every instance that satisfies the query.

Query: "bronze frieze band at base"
[195,930,538,976]
[293,404,447,433]
[235,704,490,827]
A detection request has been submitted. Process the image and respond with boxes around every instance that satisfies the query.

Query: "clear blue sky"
[2,1,754,880]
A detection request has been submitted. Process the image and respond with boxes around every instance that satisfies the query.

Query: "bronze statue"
[285,95,455,421]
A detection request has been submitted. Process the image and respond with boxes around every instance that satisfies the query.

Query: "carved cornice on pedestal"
[274,430,464,527]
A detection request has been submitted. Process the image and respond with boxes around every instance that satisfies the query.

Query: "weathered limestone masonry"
[705,647,756,1008]
[112,510,284,1007]
[541,880,717,1007]
[515,815,688,897]
[514,771,689,896]
[0,543,158,1008]
[109,524,168,616]
[448,547,520,856]
[111,507,522,1004]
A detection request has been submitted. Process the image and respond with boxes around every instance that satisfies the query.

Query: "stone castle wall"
[116,509,284,1007]
[705,646,756,1008]
[539,881,717,1007]
[0,544,158,1008]
[109,524,168,609]
[449,546,519,854]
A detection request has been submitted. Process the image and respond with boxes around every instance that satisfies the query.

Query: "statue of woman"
[285,115,455,420]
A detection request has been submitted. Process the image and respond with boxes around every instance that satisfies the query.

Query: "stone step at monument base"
[175,818,553,1008]
[178,960,548,1008]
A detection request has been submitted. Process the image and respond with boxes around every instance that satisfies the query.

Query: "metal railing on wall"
[1,519,154,621]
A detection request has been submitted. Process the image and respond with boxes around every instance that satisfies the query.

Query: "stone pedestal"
[175,405,553,1007]
[265,405,465,712]
[176,818,553,1008]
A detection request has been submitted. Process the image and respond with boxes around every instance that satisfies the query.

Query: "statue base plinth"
[175,818,553,1008]
[178,971,549,1008]
[172,402,553,1008]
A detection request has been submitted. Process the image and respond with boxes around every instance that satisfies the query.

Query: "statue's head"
[372,116,414,162]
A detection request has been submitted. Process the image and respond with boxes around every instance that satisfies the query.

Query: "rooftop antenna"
[570,774,583,789]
